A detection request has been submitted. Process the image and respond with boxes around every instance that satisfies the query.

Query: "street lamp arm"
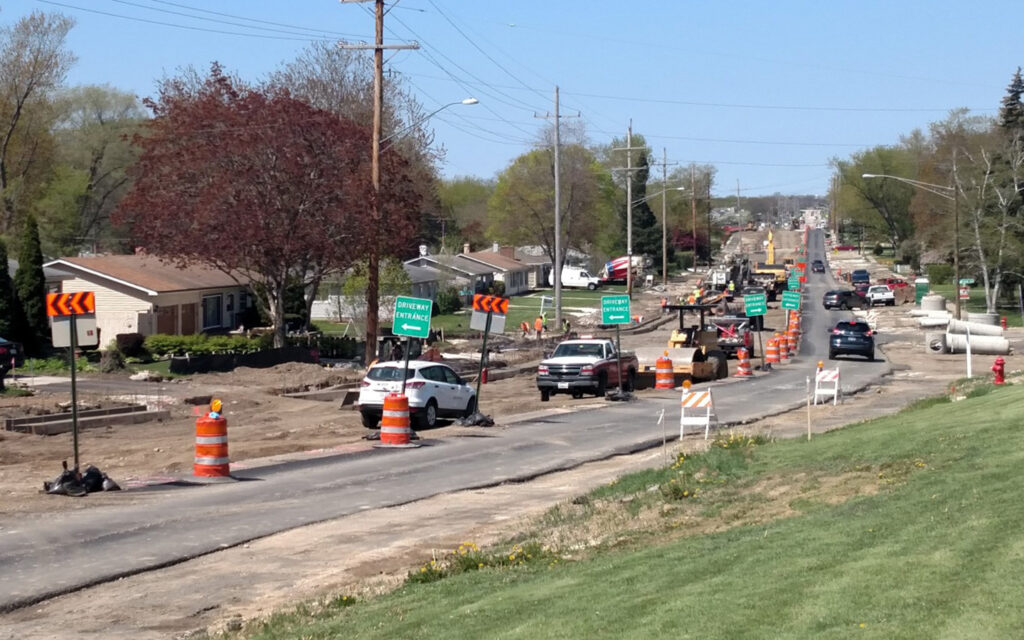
[861,173,954,201]
[631,186,686,207]
[381,98,478,148]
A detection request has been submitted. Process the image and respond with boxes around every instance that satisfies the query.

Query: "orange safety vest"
[520,321,530,332]
[534,317,544,331]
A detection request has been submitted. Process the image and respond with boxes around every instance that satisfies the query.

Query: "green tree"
[341,259,412,335]
[998,67,1024,132]
[833,146,916,252]
[437,176,494,252]
[14,214,47,353]
[0,239,18,339]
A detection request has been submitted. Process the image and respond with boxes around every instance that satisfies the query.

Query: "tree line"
[832,68,1024,314]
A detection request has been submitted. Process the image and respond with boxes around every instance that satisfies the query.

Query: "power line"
[143,0,371,37]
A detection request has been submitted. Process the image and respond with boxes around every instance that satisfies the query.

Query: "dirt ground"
[3,231,1020,639]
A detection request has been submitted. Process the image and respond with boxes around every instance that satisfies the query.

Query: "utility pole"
[690,165,697,269]
[661,148,671,286]
[736,179,741,216]
[535,86,579,328]
[612,122,645,299]
[952,147,961,320]
[338,0,418,365]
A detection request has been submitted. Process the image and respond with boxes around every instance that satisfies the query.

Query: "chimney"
[492,241,500,253]
[463,242,470,255]
[418,244,428,257]
[499,245,515,259]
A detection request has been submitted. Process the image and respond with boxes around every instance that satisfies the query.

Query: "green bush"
[927,263,953,285]
[435,286,462,315]
[143,333,266,357]
[99,349,126,373]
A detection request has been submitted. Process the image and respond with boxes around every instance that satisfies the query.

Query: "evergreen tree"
[998,67,1024,133]
[0,239,17,339]
[14,214,48,353]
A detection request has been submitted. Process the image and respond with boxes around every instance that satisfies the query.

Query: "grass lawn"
[239,382,1024,639]
[930,284,1024,327]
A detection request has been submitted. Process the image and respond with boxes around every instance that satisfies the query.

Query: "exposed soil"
[2,232,1020,639]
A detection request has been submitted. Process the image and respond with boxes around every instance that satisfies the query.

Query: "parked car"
[537,338,638,401]
[883,277,908,289]
[357,360,476,429]
[866,285,896,306]
[834,244,857,251]
[853,282,871,299]
[850,269,871,284]
[811,259,825,273]
[822,289,865,310]
[829,319,875,361]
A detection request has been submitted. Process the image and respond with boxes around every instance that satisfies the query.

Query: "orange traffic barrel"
[776,333,789,360]
[734,347,753,377]
[786,329,798,355]
[381,393,413,446]
[655,353,674,389]
[765,338,780,364]
[194,409,229,478]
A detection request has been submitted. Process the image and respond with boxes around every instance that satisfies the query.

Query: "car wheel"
[840,302,848,310]
[867,352,875,362]
[887,300,895,306]
[540,389,550,402]
[595,372,607,397]
[587,282,597,290]
[417,399,438,429]
[828,350,836,360]
[571,390,584,399]
[360,411,379,429]
[463,396,477,417]
[623,369,636,392]
[708,350,730,379]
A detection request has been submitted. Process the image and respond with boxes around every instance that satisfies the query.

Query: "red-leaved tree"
[116,65,420,348]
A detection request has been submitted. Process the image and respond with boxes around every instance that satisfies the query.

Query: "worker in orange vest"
[534,315,544,339]
[520,320,530,337]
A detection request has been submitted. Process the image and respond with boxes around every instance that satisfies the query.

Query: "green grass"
[929,284,1024,327]
[235,384,1024,639]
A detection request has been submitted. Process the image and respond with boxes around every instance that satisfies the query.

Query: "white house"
[460,243,534,296]
[44,255,251,341]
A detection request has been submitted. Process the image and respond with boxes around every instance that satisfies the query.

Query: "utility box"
[914,277,930,305]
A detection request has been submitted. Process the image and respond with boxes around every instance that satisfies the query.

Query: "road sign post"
[392,296,433,395]
[602,295,631,398]
[47,292,97,471]
[743,293,768,372]
[470,294,509,418]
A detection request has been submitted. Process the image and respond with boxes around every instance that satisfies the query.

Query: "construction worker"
[728,281,735,294]
[520,320,530,338]
[534,315,544,339]
[562,317,571,335]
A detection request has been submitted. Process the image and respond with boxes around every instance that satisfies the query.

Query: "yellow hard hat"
[211,398,223,413]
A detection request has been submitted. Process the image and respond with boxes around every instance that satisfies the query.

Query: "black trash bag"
[102,475,121,491]
[81,465,121,492]
[43,461,87,497]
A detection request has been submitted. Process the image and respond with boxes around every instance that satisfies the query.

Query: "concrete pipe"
[944,333,1011,355]
[947,319,1003,337]
[921,294,947,312]
[918,317,950,329]
[966,312,1000,326]
[925,332,947,354]
[908,309,951,318]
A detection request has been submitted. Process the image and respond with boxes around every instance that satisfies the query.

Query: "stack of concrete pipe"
[936,317,1011,355]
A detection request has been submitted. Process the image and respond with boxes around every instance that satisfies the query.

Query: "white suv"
[357,360,476,429]
[866,285,896,306]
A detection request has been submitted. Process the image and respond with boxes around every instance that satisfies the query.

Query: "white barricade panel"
[814,368,840,405]
[680,389,715,440]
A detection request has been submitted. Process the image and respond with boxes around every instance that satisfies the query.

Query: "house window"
[202,294,223,329]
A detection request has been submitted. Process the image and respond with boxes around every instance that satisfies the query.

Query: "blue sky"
[6,0,1020,197]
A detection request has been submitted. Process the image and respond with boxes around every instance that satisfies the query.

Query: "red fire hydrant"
[992,356,1006,386]
[1000,316,1008,330]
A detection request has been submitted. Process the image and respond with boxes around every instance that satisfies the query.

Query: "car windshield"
[869,286,888,293]
[835,321,871,333]
[367,366,416,381]
[552,343,605,358]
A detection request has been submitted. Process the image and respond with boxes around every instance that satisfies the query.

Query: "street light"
[861,173,960,319]
[633,186,687,285]
[380,98,478,148]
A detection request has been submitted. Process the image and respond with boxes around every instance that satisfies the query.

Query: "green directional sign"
[393,296,433,339]
[781,290,801,311]
[791,268,804,278]
[788,276,801,291]
[743,293,767,317]
[601,294,631,325]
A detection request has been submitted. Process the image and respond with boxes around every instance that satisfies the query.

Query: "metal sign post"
[601,295,631,401]
[69,313,80,470]
[392,296,433,393]
[743,293,768,371]
[47,292,97,472]
[474,310,493,407]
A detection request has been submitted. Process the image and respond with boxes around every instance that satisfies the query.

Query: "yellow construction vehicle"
[635,304,730,387]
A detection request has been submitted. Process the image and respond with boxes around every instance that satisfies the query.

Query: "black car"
[822,289,864,310]
[811,259,825,273]
[829,320,875,360]
[850,269,871,284]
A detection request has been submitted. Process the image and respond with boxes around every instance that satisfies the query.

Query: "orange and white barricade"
[814,367,841,405]
[680,388,715,440]
[734,347,753,377]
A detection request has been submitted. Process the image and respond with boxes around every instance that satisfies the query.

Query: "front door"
[156,305,177,334]
[180,303,197,335]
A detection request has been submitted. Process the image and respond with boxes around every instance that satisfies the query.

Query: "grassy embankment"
[232,380,1024,639]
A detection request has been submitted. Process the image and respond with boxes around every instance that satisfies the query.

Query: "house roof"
[405,255,492,277]
[403,263,442,285]
[8,258,72,281]
[44,255,246,296]
[462,250,530,272]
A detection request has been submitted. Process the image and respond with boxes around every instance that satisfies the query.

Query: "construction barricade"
[680,388,715,440]
[786,329,798,356]
[814,367,841,405]
[194,399,229,478]
[765,338,780,365]
[777,333,789,361]
[378,393,419,448]
[734,347,753,377]
[655,353,675,389]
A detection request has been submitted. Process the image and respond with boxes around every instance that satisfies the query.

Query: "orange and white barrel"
[765,338,780,364]
[777,332,790,360]
[655,354,674,389]
[786,329,798,355]
[734,347,753,377]
[194,413,229,477]
[381,393,412,446]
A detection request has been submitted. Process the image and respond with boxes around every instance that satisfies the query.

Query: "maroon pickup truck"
[536,338,638,401]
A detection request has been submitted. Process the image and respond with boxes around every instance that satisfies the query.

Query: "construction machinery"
[635,304,730,388]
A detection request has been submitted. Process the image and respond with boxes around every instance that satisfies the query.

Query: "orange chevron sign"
[472,294,509,314]
[46,291,95,317]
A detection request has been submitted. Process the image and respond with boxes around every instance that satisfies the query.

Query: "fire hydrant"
[992,356,1006,386]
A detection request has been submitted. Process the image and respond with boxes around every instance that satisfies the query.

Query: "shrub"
[435,286,462,315]
[99,349,125,373]
[488,280,506,297]
[927,264,953,285]
[873,244,885,256]
[143,333,265,357]
[115,333,147,358]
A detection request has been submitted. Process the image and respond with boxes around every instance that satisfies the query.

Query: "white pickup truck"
[866,285,896,306]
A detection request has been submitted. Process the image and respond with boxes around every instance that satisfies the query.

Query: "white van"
[548,266,600,290]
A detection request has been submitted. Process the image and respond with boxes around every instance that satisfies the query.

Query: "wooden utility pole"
[612,123,645,298]
[690,165,697,268]
[338,0,418,365]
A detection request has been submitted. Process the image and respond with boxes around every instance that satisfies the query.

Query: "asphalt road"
[0,229,891,612]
